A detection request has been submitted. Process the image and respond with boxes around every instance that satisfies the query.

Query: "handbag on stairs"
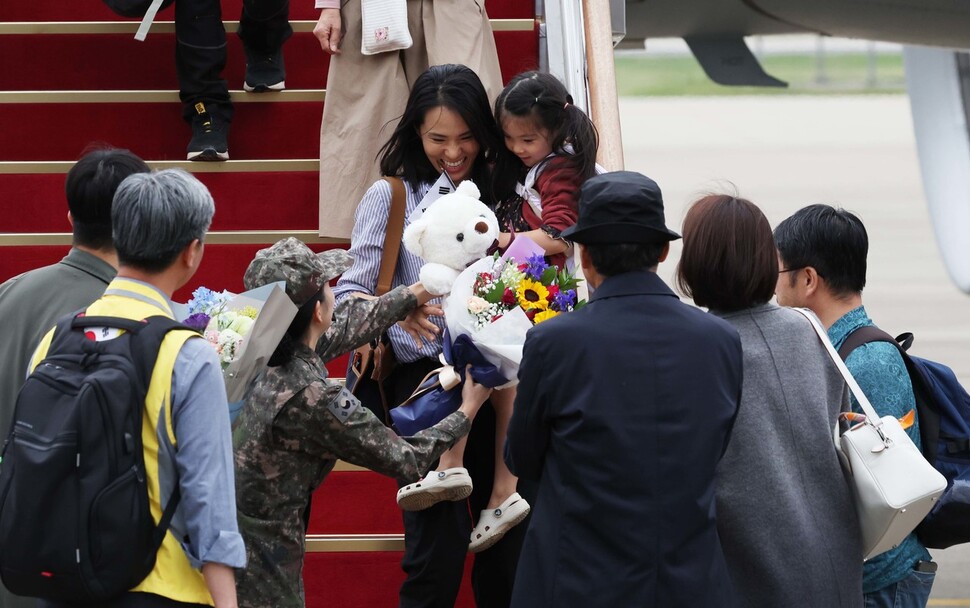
[345,177,407,424]
[793,307,947,560]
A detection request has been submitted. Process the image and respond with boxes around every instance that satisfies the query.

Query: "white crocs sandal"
[468,492,531,553]
[396,467,474,511]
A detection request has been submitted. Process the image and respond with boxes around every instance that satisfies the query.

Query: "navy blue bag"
[840,327,970,549]
[390,332,508,436]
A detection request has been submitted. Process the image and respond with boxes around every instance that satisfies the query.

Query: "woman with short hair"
[676,194,864,608]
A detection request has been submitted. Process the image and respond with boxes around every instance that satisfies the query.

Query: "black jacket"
[506,270,742,608]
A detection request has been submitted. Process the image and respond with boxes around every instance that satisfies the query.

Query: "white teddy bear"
[403,180,500,296]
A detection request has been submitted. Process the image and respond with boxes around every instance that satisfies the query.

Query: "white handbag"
[360,0,413,55]
[794,308,947,560]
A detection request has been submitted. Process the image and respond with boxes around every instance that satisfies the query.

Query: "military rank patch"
[327,388,361,424]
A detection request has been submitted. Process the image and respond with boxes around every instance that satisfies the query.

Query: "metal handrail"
[583,0,624,170]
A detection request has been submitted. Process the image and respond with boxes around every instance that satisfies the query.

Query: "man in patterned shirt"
[774,204,937,608]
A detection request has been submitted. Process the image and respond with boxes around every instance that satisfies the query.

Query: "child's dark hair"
[268,288,326,367]
[378,64,502,204]
[492,71,599,201]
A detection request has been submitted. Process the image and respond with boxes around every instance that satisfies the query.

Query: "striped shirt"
[334,178,445,363]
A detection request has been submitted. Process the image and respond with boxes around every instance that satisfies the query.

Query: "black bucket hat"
[561,171,681,245]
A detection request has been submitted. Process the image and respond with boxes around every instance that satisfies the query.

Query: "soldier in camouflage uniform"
[232,238,491,608]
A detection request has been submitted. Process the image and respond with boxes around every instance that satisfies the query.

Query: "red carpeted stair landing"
[1,1,537,606]
[0,0,539,288]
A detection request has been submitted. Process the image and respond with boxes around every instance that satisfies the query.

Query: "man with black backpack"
[775,204,937,608]
[0,169,245,607]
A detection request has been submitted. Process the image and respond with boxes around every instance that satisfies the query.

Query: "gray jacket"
[713,303,863,608]
[0,247,115,608]
[0,248,115,441]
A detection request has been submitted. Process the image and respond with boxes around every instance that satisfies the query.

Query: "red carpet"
[2,2,536,604]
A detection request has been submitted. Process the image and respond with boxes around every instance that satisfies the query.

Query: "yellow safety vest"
[31,278,214,606]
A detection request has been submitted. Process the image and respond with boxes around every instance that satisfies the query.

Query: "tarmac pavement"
[619,94,969,603]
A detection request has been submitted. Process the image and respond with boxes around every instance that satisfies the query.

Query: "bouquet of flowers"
[467,252,584,330]
[390,236,585,434]
[181,281,297,404]
[447,235,585,383]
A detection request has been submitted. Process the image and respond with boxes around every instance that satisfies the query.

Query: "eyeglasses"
[778,267,805,274]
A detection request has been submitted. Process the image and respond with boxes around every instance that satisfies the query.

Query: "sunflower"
[516,279,549,311]
[534,310,559,324]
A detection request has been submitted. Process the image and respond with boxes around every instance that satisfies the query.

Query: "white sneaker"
[396,467,473,511]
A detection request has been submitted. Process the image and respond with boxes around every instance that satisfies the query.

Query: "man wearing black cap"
[505,171,743,607]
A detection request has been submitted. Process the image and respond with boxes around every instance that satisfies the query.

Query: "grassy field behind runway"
[614,52,906,96]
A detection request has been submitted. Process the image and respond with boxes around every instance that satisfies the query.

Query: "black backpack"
[0,313,189,602]
[839,326,970,549]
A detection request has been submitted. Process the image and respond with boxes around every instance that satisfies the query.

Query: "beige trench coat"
[318,0,503,238]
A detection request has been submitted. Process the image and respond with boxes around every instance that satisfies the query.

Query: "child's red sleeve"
[533,157,582,233]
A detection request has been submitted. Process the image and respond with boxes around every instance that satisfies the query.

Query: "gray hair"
[112,168,215,273]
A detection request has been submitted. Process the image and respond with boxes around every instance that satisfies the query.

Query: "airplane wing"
[620,0,970,292]
[904,46,970,293]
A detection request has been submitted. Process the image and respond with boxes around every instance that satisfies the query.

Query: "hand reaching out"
[398,304,443,348]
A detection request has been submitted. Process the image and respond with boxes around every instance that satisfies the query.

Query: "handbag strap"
[791,307,882,422]
[377,177,407,296]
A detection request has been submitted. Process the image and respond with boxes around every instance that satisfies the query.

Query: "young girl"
[397,71,599,553]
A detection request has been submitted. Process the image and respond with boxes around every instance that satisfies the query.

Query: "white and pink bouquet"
[182,282,297,404]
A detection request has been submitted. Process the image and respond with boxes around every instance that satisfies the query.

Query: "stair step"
[1,171,319,231]
[0,18,534,34]
[309,471,403,534]
[0,30,534,91]
[306,534,403,552]
[0,90,325,103]
[0,0,532,22]
[303,552,476,608]
[0,101,323,161]
[0,33,328,90]
[0,159,318,173]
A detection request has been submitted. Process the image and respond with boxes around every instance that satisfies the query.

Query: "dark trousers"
[168,0,292,123]
[41,592,207,607]
[385,359,535,608]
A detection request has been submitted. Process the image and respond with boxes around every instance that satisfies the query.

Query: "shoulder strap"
[836,325,898,360]
[377,177,407,296]
[791,307,882,421]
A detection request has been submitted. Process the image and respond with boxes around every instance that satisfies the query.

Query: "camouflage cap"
[244,237,353,306]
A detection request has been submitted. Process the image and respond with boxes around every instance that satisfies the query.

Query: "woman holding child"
[399,69,601,553]
[332,63,527,607]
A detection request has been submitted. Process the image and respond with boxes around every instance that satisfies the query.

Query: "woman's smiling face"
[419,105,481,184]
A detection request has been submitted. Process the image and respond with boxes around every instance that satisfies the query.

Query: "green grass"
[613,52,906,96]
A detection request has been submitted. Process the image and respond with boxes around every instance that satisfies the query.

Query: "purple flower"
[523,253,549,281]
[552,289,576,312]
[183,312,211,332]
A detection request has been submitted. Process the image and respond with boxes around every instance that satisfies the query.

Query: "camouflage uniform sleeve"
[315,285,417,361]
[305,384,471,482]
